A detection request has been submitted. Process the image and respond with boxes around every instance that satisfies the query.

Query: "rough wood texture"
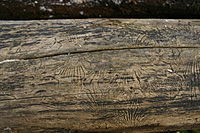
[0,19,200,133]
[0,0,200,19]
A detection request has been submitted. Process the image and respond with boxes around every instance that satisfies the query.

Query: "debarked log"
[0,0,200,20]
[0,19,200,133]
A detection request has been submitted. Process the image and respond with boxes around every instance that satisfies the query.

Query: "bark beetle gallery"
[0,19,200,132]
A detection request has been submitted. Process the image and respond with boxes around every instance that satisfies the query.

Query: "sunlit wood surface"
[0,19,200,133]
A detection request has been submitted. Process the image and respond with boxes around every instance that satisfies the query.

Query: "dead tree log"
[0,0,200,19]
[0,19,200,133]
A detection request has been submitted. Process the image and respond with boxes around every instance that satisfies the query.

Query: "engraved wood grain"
[1,19,200,61]
[0,19,200,133]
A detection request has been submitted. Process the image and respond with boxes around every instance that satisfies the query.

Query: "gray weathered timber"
[0,19,200,133]
[0,19,200,61]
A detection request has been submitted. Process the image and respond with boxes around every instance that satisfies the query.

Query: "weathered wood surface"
[0,0,200,19]
[0,19,200,133]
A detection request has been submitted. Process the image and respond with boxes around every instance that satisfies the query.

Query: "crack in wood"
[1,46,199,62]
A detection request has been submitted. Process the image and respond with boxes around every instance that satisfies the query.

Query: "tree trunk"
[0,0,200,19]
[0,19,200,133]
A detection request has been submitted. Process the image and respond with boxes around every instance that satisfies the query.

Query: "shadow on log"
[0,0,200,20]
